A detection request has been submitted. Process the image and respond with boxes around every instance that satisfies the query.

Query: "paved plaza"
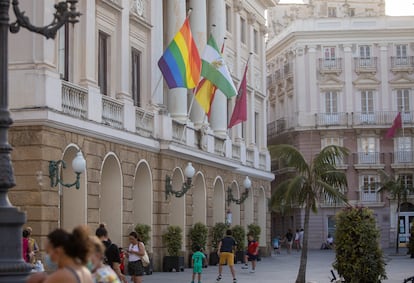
[138,249,414,283]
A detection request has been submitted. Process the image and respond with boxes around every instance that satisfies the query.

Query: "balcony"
[319,58,342,74]
[316,112,348,127]
[391,56,414,73]
[353,152,385,169]
[102,96,123,129]
[61,80,87,119]
[391,151,414,169]
[354,57,377,74]
[359,191,381,203]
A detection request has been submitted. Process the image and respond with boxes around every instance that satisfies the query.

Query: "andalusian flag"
[158,17,201,89]
[195,35,237,114]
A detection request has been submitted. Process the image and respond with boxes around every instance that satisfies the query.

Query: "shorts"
[128,260,144,276]
[193,264,203,274]
[246,252,257,261]
[219,252,234,266]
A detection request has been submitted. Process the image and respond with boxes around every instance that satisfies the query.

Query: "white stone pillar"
[296,47,306,115]
[379,44,389,110]
[343,45,353,114]
[166,0,187,122]
[151,0,164,105]
[308,46,318,113]
[247,15,255,146]
[189,0,207,128]
[208,0,228,137]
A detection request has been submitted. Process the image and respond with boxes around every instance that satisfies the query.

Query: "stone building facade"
[8,0,275,270]
[266,0,414,249]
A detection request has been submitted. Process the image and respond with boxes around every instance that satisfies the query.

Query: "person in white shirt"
[126,232,145,283]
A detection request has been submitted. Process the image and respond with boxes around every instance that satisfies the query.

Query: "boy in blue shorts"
[191,245,206,283]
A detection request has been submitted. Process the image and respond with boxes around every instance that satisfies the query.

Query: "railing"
[172,120,186,142]
[61,80,87,118]
[135,108,154,138]
[393,151,414,164]
[359,191,381,202]
[354,152,383,165]
[391,56,414,70]
[319,58,342,73]
[246,148,254,166]
[214,136,225,156]
[354,57,377,73]
[316,112,347,127]
[259,152,266,170]
[102,96,123,129]
[232,143,241,160]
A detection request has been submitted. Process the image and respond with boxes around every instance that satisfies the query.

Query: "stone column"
[189,0,207,128]
[166,0,187,122]
[379,43,389,110]
[247,13,255,146]
[308,45,318,113]
[343,44,353,114]
[151,0,164,105]
[208,0,228,137]
[295,47,307,122]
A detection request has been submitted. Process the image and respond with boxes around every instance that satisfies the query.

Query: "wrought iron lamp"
[48,151,86,190]
[165,162,195,200]
[0,1,81,281]
[227,176,252,206]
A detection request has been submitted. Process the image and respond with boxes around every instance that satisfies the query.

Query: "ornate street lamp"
[227,176,252,207]
[0,1,80,282]
[48,151,86,190]
[165,162,196,200]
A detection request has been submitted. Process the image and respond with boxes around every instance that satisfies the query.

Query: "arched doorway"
[228,181,241,226]
[132,160,153,248]
[213,177,225,224]
[100,153,123,245]
[257,187,266,246]
[168,167,186,251]
[60,145,87,231]
[244,188,254,228]
[192,172,207,224]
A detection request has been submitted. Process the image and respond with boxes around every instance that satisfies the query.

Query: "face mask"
[45,254,58,271]
[86,260,96,272]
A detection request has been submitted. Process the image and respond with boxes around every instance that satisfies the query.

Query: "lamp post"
[0,1,80,282]
[48,151,86,190]
[227,176,252,207]
[165,162,196,200]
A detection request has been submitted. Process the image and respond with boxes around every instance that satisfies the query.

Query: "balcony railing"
[316,112,348,127]
[246,148,254,167]
[354,152,384,165]
[319,58,342,74]
[135,108,154,138]
[61,80,87,118]
[393,151,414,164]
[214,136,225,156]
[391,56,414,72]
[259,152,267,170]
[360,191,381,202]
[102,96,123,129]
[172,120,186,142]
[232,143,241,160]
[354,57,377,73]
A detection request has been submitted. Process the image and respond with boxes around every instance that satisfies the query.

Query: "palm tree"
[269,144,349,283]
[377,169,414,254]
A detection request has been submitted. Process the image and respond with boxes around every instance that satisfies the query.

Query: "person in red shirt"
[241,234,259,273]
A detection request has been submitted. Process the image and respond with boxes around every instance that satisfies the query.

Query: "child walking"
[191,245,206,283]
[242,234,259,273]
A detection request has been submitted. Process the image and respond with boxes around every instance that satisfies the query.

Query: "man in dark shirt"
[216,229,237,283]
[95,224,126,283]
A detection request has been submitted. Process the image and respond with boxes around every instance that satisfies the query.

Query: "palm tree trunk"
[396,198,401,254]
[295,203,311,283]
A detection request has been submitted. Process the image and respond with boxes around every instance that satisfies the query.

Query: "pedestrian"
[299,228,304,249]
[88,235,121,283]
[26,227,39,264]
[216,229,237,283]
[191,245,206,283]
[26,225,93,283]
[241,234,259,273]
[22,229,31,263]
[294,229,300,251]
[126,231,145,283]
[95,224,127,283]
[284,229,293,254]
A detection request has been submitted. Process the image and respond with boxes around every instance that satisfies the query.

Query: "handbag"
[141,250,150,267]
[140,242,150,267]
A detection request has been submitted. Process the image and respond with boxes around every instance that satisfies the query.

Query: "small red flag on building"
[228,61,249,129]
[385,112,402,139]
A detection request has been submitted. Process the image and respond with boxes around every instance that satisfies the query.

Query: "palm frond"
[268,144,309,174]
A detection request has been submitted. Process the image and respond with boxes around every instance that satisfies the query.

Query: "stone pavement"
[136,249,414,283]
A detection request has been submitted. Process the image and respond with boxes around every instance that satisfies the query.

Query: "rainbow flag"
[158,17,201,89]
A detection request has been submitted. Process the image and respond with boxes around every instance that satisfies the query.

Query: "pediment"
[389,74,414,86]
[353,75,380,89]
[318,75,344,90]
